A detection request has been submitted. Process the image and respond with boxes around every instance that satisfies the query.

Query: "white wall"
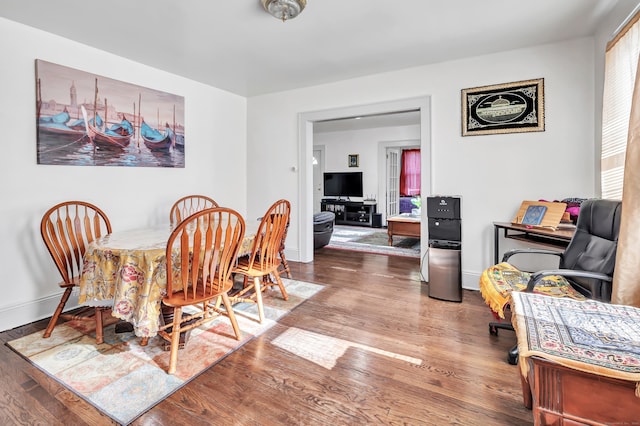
[314,124,420,206]
[247,37,597,290]
[0,18,248,331]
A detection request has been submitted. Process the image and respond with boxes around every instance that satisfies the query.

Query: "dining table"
[78,222,256,343]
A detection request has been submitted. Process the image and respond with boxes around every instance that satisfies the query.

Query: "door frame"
[312,145,325,213]
[297,96,432,279]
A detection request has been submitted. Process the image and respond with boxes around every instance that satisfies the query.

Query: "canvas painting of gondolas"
[36,59,185,167]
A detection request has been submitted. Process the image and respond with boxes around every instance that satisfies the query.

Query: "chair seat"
[163,279,234,307]
[234,257,279,277]
[479,262,586,319]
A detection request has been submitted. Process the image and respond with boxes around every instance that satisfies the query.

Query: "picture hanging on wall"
[461,78,544,136]
[35,59,185,167]
[348,154,359,167]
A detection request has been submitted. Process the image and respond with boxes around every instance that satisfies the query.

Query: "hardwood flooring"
[0,248,533,425]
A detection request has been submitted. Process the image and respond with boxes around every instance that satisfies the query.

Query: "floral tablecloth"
[78,224,255,338]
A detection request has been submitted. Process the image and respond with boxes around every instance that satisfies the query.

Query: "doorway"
[379,141,420,223]
[298,96,432,279]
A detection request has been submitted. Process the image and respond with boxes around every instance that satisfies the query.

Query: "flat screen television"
[323,172,363,198]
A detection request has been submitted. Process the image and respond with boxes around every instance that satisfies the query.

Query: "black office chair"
[480,199,622,364]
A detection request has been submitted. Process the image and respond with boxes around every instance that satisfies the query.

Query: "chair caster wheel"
[508,345,519,365]
[489,325,498,336]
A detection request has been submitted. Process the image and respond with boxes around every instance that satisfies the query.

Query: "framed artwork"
[461,78,544,136]
[35,59,185,167]
[348,154,359,167]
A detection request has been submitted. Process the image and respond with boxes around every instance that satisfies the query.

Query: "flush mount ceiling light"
[261,0,306,22]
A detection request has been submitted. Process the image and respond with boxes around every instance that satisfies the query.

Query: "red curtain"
[400,149,421,196]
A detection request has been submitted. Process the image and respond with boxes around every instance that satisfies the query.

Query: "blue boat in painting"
[38,109,86,141]
[141,121,174,151]
[38,122,86,140]
[109,117,134,137]
[85,111,133,150]
[69,114,103,131]
[39,109,71,125]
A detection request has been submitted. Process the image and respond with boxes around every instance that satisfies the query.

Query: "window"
[399,149,421,196]
[601,10,640,199]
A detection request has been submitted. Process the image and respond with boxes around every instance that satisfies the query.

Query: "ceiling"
[0,0,623,98]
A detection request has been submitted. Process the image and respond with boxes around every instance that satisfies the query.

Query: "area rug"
[326,225,420,258]
[6,278,324,425]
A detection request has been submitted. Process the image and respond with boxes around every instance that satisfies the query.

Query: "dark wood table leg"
[520,366,533,409]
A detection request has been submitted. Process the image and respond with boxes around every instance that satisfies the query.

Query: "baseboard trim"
[463,271,481,291]
[0,290,80,333]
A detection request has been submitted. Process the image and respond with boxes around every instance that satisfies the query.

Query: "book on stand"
[512,201,566,231]
[521,205,547,226]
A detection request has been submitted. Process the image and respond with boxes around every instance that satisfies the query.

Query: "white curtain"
[601,15,640,199]
[612,52,640,307]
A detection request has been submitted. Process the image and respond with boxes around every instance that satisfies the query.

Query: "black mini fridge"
[427,196,462,302]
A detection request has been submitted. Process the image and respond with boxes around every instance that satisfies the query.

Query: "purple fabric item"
[400,197,414,213]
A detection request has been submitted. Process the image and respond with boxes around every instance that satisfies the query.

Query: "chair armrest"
[525,269,613,292]
[501,248,563,263]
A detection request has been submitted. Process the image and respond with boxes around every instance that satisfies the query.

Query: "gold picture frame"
[348,154,359,167]
[461,78,544,136]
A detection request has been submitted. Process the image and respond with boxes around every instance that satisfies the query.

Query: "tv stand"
[321,199,377,227]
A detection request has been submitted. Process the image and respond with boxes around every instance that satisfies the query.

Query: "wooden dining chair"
[231,199,291,323]
[40,201,113,344]
[169,195,218,225]
[277,217,292,279]
[158,207,245,374]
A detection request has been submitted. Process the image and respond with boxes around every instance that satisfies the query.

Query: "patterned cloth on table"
[511,291,640,396]
[79,225,255,338]
[479,262,586,319]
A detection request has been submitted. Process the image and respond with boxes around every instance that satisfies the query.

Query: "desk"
[387,214,421,245]
[493,222,574,264]
[511,292,640,423]
[522,356,640,425]
[78,224,255,339]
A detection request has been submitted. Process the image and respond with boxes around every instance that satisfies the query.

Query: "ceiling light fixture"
[261,0,306,22]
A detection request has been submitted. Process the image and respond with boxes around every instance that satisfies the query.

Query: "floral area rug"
[6,279,324,425]
[511,291,640,383]
[326,225,420,258]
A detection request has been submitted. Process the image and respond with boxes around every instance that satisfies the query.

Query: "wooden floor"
[0,248,533,425]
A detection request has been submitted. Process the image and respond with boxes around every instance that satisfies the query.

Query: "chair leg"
[254,276,265,323]
[272,270,288,301]
[94,307,105,344]
[488,321,518,365]
[508,344,519,365]
[43,287,73,338]
[489,321,514,336]
[167,306,182,375]
[221,293,241,340]
[279,250,292,279]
